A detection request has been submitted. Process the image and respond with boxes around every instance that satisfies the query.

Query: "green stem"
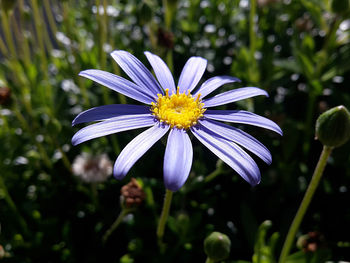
[0,175,29,235]
[249,0,257,56]
[0,35,8,56]
[1,9,17,59]
[205,258,215,263]
[157,189,173,246]
[96,0,111,105]
[278,146,333,263]
[43,0,58,39]
[162,0,175,72]
[102,208,131,243]
[204,160,223,183]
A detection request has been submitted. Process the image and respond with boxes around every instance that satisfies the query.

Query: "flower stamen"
[151,88,206,129]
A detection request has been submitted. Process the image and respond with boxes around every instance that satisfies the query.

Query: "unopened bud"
[315,105,350,147]
[120,178,146,208]
[0,86,11,105]
[204,232,231,262]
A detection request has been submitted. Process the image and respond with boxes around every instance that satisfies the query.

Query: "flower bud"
[315,105,350,147]
[331,0,349,15]
[120,178,146,208]
[0,86,11,105]
[204,232,231,262]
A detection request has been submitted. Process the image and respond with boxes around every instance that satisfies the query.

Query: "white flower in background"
[72,152,112,183]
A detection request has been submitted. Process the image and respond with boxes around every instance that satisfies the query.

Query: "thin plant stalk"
[102,208,132,243]
[162,0,174,72]
[278,146,333,263]
[249,0,257,57]
[96,0,111,105]
[1,9,17,59]
[43,0,58,39]
[157,189,173,247]
[0,175,29,236]
[0,35,8,55]
[30,0,48,77]
[205,258,215,263]
[62,1,90,108]
[11,13,31,68]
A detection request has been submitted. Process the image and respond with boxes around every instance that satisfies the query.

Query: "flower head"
[72,152,112,183]
[72,50,282,191]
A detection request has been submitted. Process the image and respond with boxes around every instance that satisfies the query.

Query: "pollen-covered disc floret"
[151,87,206,129]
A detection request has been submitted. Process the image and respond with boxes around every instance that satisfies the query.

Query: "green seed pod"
[331,0,349,14]
[315,105,350,148]
[1,0,17,13]
[204,232,231,262]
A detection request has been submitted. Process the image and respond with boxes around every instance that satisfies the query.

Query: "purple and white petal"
[163,128,193,191]
[199,119,272,164]
[114,124,170,179]
[193,76,241,99]
[178,57,207,93]
[72,104,150,126]
[79,70,154,104]
[191,125,261,186]
[144,51,176,94]
[204,110,283,135]
[111,50,163,97]
[203,87,268,107]
[72,114,155,145]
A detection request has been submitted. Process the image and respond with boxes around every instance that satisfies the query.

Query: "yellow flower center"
[151,87,206,129]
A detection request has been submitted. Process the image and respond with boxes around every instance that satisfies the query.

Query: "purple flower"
[72,50,282,191]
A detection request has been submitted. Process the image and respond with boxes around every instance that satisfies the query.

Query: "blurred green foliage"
[0,0,349,262]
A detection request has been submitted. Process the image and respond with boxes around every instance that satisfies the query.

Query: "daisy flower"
[72,50,282,191]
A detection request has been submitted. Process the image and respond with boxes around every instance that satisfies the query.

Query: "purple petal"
[193,76,241,99]
[163,128,193,191]
[204,110,283,135]
[79,69,154,104]
[110,50,163,97]
[199,119,272,164]
[203,87,268,107]
[178,56,207,93]
[144,51,176,94]
[114,124,169,179]
[72,104,150,126]
[191,125,261,186]
[72,114,155,145]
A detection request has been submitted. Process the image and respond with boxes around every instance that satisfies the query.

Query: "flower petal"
[204,110,283,135]
[72,104,150,126]
[193,76,241,99]
[72,114,155,145]
[178,56,207,93]
[191,125,261,186]
[111,50,163,97]
[203,87,268,107]
[144,51,176,94]
[114,124,170,179]
[163,128,193,191]
[79,69,154,104]
[199,119,272,164]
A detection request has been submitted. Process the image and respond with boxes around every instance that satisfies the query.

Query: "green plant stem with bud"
[278,146,333,263]
[157,189,173,249]
[102,207,134,243]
